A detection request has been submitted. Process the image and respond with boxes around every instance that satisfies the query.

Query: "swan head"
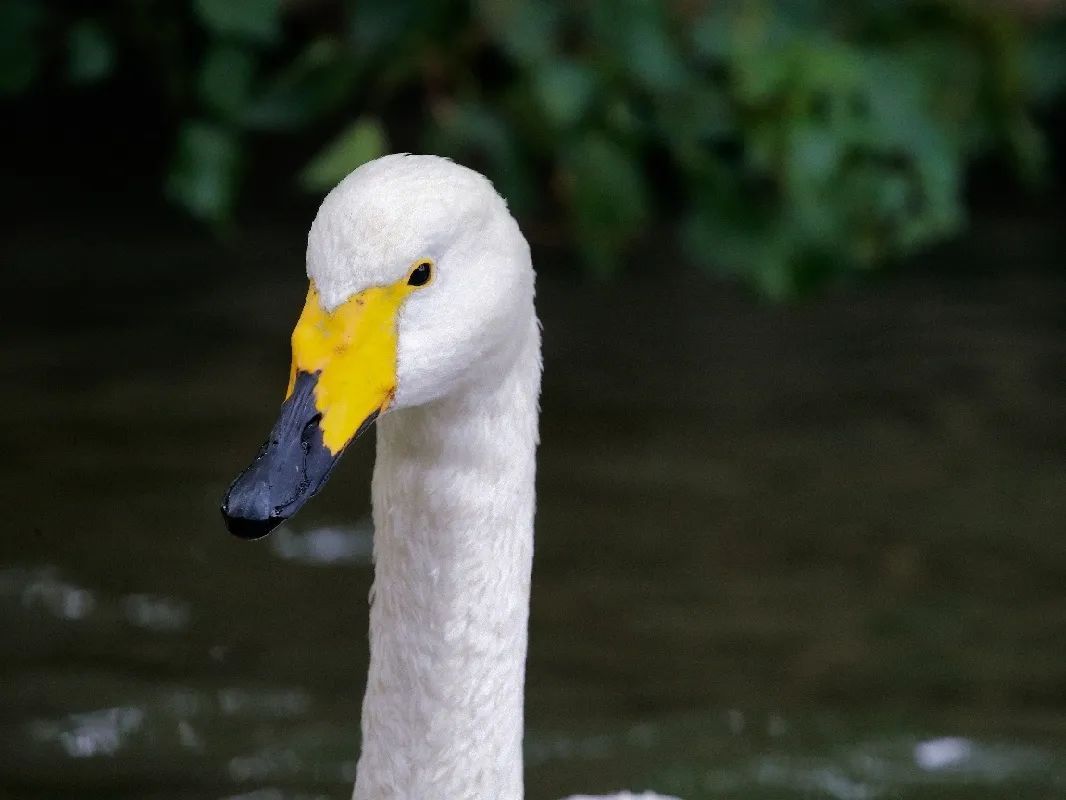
[221,154,534,540]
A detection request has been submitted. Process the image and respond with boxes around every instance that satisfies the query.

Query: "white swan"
[222,154,678,800]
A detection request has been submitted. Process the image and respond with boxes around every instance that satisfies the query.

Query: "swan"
[221,154,678,800]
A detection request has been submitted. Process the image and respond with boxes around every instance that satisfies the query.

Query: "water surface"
[2,215,1064,799]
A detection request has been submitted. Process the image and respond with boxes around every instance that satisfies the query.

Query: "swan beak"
[221,282,406,540]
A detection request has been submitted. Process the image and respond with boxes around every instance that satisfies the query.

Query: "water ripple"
[219,790,332,800]
[123,593,191,631]
[268,521,374,566]
[698,730,1061,798]
[0,565,192,632]
[29,706,145,759]
[0,565,96,621]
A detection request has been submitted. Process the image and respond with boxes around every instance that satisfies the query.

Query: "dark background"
[2,2,1065,798]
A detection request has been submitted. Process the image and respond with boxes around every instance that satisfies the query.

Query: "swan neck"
[354,318,540,800]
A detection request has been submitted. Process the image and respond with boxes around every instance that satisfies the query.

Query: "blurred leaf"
[782,122,844,238]
[690,8,734,63]
[0,0,45,95]
[66,20,114,84]
[732,48,791,107]
[427,101,536,212]
[193,0,279,44]
[656,84,735,153]
[349,0,428,59]
[589,0,687,92]
[890,37,985,152]
[604,94,645,139]
[624,15,686,92]
[17,0,1059,292]
[1023,22,1066,105]
[681,164,801,299]
[1006,114,1047,186]
[474,0,560,66]
[198,44,257,119]
[564,133,648,278]
[244,39,358,131]
[300,118,387,192]
[532,60,596,129]
[684,210,798,300]
[166,122,241,224]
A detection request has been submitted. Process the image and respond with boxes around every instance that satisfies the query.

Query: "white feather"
[305,154,677,800]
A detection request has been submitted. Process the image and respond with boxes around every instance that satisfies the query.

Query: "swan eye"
[408,261,433,287]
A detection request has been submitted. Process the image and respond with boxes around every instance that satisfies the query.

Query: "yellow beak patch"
[222,265,432,540]
[287,278,416,455]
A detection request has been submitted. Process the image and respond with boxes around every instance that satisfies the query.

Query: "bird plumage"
[248,154,676,800]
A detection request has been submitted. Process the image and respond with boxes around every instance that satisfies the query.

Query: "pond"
[1,212,1064,799]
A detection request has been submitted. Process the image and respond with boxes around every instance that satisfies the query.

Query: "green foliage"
[193,0,280,44]
[0,0,45,95]
[8,0,1066,295]
[299,117,387,191]
[566,134,650,279]
[166,121,242,225]
[66,20,115,85]
[198,44,257,120]
[242,39,361,132]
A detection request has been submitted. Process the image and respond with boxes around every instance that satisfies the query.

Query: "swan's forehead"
[306,200,436,309]
[305,155,496,310]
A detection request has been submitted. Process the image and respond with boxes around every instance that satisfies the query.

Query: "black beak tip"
[220,372,355,542]
[221,504,288,540]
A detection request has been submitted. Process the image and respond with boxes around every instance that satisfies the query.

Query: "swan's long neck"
[354,316,541,800]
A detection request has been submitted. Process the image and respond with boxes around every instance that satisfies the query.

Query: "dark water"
[1,214,1065,799]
